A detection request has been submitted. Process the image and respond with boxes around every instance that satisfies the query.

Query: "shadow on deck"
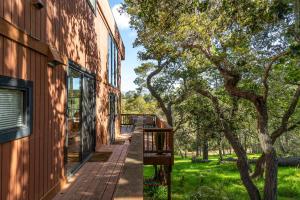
[53,115,173,200]
[114,120,144,200]
[53,142,130,200]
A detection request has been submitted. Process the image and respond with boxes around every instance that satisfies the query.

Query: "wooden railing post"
[121,113,174,199]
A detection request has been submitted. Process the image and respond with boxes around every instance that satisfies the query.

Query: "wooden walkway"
[114,120,144,200]
[53,142,129,200]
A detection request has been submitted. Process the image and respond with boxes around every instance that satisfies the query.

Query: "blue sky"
[109,0,141,93]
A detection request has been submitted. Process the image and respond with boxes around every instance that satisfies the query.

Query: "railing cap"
[143,128,173,132]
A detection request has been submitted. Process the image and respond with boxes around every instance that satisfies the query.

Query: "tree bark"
[251,153,265,179]
[196,127,201,157]
[252,85,300,178]
[196,88,261,200]
[218,135,223,161]
[179,149,184,158]
[216,65,278,199]
[146,63,173,126]
[202,132,209,160]
[264,149,278,200]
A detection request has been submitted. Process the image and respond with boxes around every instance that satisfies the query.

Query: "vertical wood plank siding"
[0,0,124,199]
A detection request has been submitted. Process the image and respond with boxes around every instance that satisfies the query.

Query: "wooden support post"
[167,165,172,200]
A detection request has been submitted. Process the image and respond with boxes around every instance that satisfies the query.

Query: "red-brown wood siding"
[0,0,124,199]
[0,34,66,200]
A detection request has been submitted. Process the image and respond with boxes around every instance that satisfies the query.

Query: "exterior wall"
[0,0,124,199]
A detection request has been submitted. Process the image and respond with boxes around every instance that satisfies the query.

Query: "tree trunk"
[251,153,265,179]
[237,158,262,200]
[196,88,261,200]
[218,136,223,161]
[256,105,278,200]
[153,165,159,180]
[179,149,184,158]
[202,134,209,160]
[196,146,199,157]
[224,129,261,200]
[264,149,278,200]
[196,128,201,157]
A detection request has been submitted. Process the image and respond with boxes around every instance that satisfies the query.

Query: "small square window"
[0,76,33,143]
[87,0,97,12]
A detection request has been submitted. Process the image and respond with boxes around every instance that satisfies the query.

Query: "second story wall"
[0,0,124,87]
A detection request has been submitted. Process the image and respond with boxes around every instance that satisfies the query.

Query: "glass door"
[66,69,82,173]
[66,65,96,174]
[81,75,95,160]
[109,93,116,144]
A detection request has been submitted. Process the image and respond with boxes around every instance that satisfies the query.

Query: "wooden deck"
[114,121,144,200]
[53,115,173,200]
[53,143,129,200]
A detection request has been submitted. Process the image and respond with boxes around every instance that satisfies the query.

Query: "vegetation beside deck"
[144,155,300,200]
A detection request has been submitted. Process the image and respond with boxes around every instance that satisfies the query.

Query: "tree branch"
[271,85,300,143]
[263,51,289,100]
[195,87,260,198]
[287,119,300,132]
[186,43,264,106]
[146,60,173,126]
[174,112,185,132]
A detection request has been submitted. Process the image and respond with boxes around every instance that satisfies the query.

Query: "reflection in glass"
[66,69,82,174]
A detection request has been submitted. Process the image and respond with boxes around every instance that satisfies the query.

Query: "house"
[0,0,125,199]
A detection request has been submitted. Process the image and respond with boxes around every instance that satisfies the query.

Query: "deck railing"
[121,114,136,125]
[143,128,173,154]
[121,114,157,127]
[121,114,174,200]
[121,114,174,163]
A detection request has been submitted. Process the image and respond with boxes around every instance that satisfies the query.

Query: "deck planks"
[114,122,144,200]
[53,143,129,200]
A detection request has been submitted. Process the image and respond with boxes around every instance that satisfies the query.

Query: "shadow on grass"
[144,155,300,200]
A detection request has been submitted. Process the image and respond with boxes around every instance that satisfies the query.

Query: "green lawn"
[144,155,300,200]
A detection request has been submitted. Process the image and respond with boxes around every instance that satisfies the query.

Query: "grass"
[144,154,300,200]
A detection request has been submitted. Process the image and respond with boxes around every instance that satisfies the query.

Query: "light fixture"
[48,47,64,67]
[32,0,44,9]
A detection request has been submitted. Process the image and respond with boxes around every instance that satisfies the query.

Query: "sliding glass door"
[81,75,95,160]
[66,65,95,174]
[109,93,117,144]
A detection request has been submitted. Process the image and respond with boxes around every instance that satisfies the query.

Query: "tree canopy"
[123,1,300,199]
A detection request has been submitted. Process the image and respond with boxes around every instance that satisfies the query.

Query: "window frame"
[0,76,33,143]
[115,49,118,88]
[108,35,112,85]
[87,0,97,14]
[107,34,119,88]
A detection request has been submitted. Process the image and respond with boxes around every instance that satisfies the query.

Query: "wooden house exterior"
[0,0,125,199]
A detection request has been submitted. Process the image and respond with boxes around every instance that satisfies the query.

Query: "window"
[115,95,119,115]
[0,76,33,143]
[107,35,119,87]
[87,0,97,12]
[108,93,119,115]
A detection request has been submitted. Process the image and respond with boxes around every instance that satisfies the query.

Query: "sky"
[109,0,141,93]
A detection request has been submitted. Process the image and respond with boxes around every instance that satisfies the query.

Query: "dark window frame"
[0,76,33,143]
[108,35,112,85]
[87,0,97,14]
[107,34,119,88]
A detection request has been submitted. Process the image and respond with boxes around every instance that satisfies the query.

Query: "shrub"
[144,185,167,200]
